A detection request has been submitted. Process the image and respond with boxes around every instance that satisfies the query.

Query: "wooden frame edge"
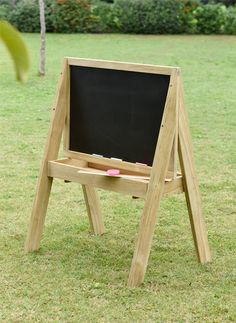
[67,57,179,76]
[25,58,69,252]
[63,58,180,172]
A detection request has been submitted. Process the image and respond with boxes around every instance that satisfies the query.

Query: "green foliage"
[0,3,10,20]
[44,0,55,33]
[202,0,236,6]
[100,0,113,3]
[0,0,14,5]
[114,0,186,34]
[91,1,121,32]
[52,0,94,33]
[7,0,81,33]
[9,0,40,32]
[96,0,236,34]
[150,0,187,34]
[0,0,235,34]
[224,5,236,33]
[181,0,200,33]
[112,0,154,34]
[194,4,227,34]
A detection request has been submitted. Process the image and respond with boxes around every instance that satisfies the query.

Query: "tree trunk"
[12,0,17,8]
[38,0,46,76]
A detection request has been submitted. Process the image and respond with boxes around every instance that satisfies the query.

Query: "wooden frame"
[25,58,211,287]
[64,58,177,176]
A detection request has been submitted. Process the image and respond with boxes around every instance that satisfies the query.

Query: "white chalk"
[92,153,103,158]
[136,162,148,166]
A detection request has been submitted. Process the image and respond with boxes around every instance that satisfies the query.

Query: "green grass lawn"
[0,34,236,322]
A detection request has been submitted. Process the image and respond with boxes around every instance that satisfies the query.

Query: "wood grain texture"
[25,59,69,252]
[64,151,152,176]
[128,69,179,287]
[67,57,175,75]
[178,78,211,263]
[48,159,183,198]
[168,72,180,178]
[48,160,149,198]
[82,185,105,235]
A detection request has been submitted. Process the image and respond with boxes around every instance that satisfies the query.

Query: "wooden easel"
[25,58,211,287]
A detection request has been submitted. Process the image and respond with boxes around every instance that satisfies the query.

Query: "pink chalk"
[107,169,120,176]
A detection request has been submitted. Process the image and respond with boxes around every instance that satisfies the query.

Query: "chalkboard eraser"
[92,153,103,158]
[107,169,120,176]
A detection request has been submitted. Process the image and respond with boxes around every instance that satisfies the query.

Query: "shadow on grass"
[13,220,212,287]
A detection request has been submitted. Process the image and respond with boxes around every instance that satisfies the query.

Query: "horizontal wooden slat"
[48,160,148,198]
[47,159,183,198]
[64,150,152,176]
[67,57,179,76]
[64,151,177,179]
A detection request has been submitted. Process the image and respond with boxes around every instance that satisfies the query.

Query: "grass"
[0,34,236,322]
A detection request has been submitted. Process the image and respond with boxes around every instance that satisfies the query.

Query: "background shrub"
[43,0,55,32]
[52,0,94,33]
[0,3,11,20]
[1,0,235,34]
[7,0,55,32]
[201,0,236,6]
[99,0,113,3]
[149,0,186,34]
[0,0,19,5]
[113,0,155,34]
[9,0,40,32]
[114,0,186,34]
[180,0,200,33]
[91,1,121,32]
[224,6,236,34]
[194,3,227,33]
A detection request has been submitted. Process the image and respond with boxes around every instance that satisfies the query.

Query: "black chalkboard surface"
[69,65,170,166]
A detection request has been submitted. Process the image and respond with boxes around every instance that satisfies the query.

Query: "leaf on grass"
[0,20,30,83]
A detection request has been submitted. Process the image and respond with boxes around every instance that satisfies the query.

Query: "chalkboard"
[69,65,170,166]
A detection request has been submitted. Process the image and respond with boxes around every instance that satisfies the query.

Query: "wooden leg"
[127,184,165,287]
[82,185,105,235]
[168,136,177,178]
[128,70,178,287]
[178,82,211,263]
[25,59,69,252]
[25,169,53,252]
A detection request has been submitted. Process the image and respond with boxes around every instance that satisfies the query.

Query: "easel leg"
[128,70,178,287]
[127,188,164,287]
[178,83,211,263]
[25,169,53,251]
[82,185,105,235]
[25,59,69,252]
